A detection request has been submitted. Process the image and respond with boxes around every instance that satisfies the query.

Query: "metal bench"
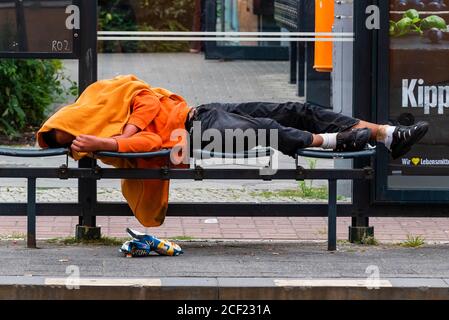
[0,146,375,251]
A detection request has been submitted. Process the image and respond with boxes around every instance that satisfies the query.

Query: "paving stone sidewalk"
[63,52,301,107]
[1,216,449,243]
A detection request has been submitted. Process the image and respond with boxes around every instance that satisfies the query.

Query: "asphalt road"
[1,241,449,279]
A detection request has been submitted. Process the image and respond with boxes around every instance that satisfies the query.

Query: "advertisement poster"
[389,1,449,181]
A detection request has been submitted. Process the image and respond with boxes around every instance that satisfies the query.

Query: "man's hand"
[71,135,118,152]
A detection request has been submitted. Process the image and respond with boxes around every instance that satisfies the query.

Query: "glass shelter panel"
[0,0,76,55]
[388,2,449,190]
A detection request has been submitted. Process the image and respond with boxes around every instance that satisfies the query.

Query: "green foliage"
[297,182,329,200]
[137,21,191,53]
[0,59,76,137]
[169,235,195,241]
[251,158,345,201]
[47,236,128,246]
[401,234,425,248]
[359,235,379,246]
[98,0,139,53]
[98,0,195,53]
[251,186,344,201]
[390,10,447,37]
[298,158,319,197]
[297,158,344,200]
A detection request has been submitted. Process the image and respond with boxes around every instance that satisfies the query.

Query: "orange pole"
[314,0,334,72]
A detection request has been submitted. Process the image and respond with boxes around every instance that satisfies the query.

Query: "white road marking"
[274,279,393,288]
[44,278,162,287]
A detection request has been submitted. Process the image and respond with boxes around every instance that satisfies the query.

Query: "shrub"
[98,0,195,53]
[0,59,76,137]
[401,234,425,248]
[98,0,139,53]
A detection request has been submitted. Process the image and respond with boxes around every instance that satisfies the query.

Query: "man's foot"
[390,121,429,159]
[335,128,371,152]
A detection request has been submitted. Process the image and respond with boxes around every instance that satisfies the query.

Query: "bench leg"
[328,179,337,251]
[27,178,37,249]
[76,158,101,241]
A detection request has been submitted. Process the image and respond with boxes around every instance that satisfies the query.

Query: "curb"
[1,277,449,300]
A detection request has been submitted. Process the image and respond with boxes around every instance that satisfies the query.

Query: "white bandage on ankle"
[319,133,338,149]
[379,125,396,150]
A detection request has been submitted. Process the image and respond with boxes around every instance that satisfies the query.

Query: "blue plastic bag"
[120,228,183,257]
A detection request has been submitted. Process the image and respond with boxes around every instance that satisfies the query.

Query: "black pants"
[190,102,360,157]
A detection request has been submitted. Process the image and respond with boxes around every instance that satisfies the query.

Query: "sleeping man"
[37,75,429,227]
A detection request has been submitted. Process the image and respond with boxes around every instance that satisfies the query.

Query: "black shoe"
[335,128,371,152]
[390,121,429,159]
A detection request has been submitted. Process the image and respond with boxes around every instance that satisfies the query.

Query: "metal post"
[328,179,337,251]
[290,42,297,84]
[220,0,225,33]
[349,0,375,243]
[76,0,100,240]
[78,0,98,93]
[350,158,373,242]
[297,0,305,97]
[27,178,36,248]
[15,0,28,52]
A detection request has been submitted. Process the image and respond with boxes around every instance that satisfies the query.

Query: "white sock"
[378,125,396,150]
[319,133,338,149]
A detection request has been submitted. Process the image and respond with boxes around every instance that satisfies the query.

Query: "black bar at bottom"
[26,178,37,248]
[328,180,337,251]
[95,202,355,217]
[0,167,371,180]
[0,202,354,217]
[2,202,449,218]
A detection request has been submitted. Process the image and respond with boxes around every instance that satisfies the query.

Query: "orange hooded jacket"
[37,75,191,227]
